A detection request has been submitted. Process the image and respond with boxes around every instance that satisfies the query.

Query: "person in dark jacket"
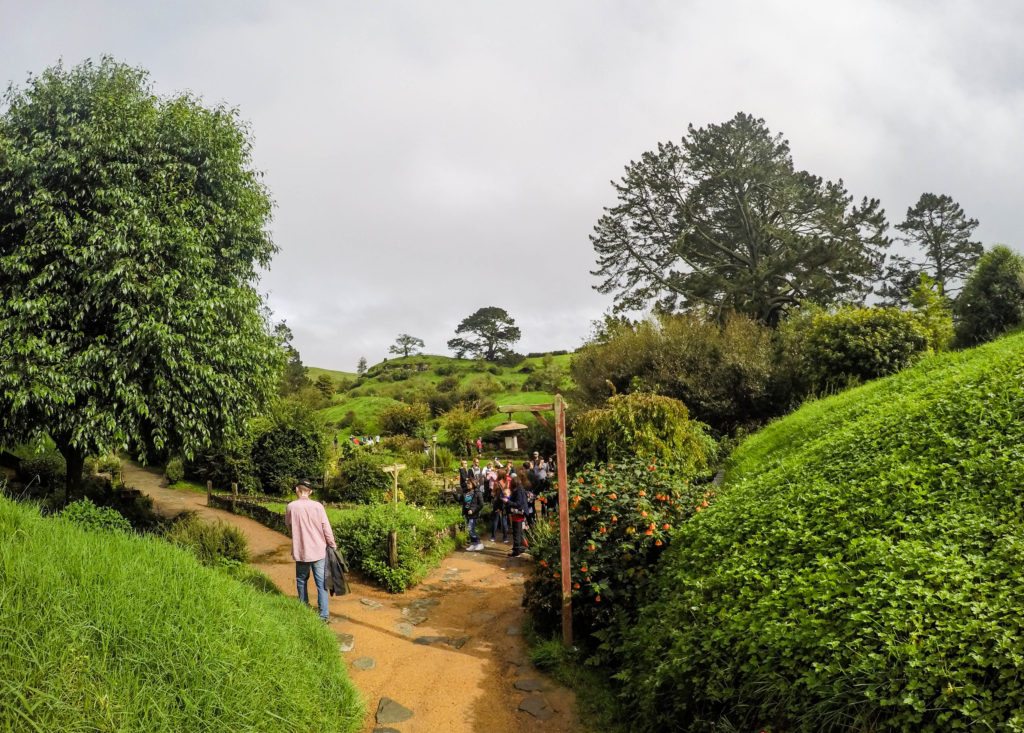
[462,479,484,551]
[507,476,529,557]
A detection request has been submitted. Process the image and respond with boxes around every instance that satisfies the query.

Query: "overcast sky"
[3,1,1022,370]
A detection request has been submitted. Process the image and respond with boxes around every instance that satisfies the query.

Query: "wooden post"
[381,464,406,507]
[554,394,572,648]
[231,482,238,512]
[498,398,572,648]
[387,530,398,568]
[206,480,212,505]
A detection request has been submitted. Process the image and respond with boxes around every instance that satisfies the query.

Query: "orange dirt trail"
[123,464,582,733]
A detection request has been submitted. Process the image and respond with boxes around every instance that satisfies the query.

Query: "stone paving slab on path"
[124,463,580,733]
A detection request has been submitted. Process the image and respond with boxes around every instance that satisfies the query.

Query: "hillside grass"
[313,352,573,438]
[0,497,362,733]
[618,331,1024,732]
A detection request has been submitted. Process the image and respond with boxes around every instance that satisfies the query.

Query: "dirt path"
[123,464,581,733]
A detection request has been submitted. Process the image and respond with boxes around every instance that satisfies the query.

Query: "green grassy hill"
[0,497,362,732]
[618,331,1024,732]
[313,352,573,440]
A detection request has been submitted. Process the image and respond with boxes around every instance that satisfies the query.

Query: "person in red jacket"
[284,480,337,622]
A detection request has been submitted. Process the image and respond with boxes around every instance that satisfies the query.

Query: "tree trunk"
[54,437,85,499]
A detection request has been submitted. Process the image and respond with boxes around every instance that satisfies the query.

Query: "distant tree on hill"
[389,334,425,358]
[314,375,335,398]
[880,193,982,304]
[447,307,522,361]
[0,58,280,490]
[591,112,889,325]
[356,356,368,375]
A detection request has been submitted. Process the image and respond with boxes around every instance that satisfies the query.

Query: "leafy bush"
[328,451,391,503]
[524,458,709,648]
[61,498,132,534]
[378,401,430,437]
[434,363,457,376]
[792,305,930,392]
[164,457,185,484]
[18,451,66,488]
[953,244,1024,346]
[399,469,439,506]
[440,404,477,454]
[436,375,460,393]
[617,331,1024,732]
[571,312,786,433]
[328,504,463,592]
[165,514,250,566]
[97,454,121,475]
[909,274,954,351]
[570,392,715,473]
[251,400,328,494]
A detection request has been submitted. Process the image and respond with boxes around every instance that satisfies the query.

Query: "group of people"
[458,452,554,558]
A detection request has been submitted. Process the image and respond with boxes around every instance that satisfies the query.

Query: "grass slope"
[313,353,572,437]
[0,498,362,733]
[620,332,1024,732]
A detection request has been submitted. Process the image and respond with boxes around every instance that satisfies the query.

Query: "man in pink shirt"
[284,480,337,622]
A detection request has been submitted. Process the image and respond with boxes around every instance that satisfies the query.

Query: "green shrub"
[0,497,361,732]
[97,454,121,475]
[436,375,460,393]
[909,274,954,351]
[61,498,132,534]
[378,401,430,437]
[440,404,477,454]
[18,451,66,488]
[329,503,463,592]
[251,400,328,494]
[953,245,1024,346]
[434,363,457,376]
[795,305,930,391]
[328,451,391,503]
[400,469,439,506]
[164,457,185,484]
[165,514,250,566]
[570,392,716,473]
[571,312,786,433]
[524,458,709,649]
[617,331,1024,732]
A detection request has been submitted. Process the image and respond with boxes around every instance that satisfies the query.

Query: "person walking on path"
[284,480,337,622]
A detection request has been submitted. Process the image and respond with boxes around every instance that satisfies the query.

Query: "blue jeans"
[295,557,329,620]
[492,511,508,540]
[466,516,479,543]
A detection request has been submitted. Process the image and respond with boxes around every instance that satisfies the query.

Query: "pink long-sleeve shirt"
[284,497,336,562]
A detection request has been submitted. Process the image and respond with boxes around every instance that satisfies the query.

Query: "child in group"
[462,478,484,551]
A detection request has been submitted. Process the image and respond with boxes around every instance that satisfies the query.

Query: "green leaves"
[0,58,281,481]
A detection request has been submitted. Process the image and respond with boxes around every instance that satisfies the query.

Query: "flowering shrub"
[524,457,712,644]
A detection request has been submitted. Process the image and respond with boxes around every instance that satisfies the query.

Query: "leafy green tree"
[522,354,568,393]
[275,322,310,395]
[880,192,983,303]
[591,112,889,325]
[356,356,368,375]
[0,58,280,490]
[908,274,954,351]
[440,405,477,455]
[389,333,424,358]
[250,399,328,494]
[447,306,522,361]
[378,402,431,437]
[314,374,335,399]
[953,245,1024,346]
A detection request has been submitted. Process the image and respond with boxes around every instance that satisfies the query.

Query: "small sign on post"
[381,464,406,507]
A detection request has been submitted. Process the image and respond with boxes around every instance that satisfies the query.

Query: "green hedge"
[0,497,361,732]
[328,504,463,592]
[616,331,1024,732]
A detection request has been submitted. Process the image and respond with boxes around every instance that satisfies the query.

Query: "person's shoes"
[474,542,485,551]
[503,538,509,544]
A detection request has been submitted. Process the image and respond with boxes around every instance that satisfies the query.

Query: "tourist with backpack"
[491,474,510,543]
[462,479,484,551]
[507,476,529,557]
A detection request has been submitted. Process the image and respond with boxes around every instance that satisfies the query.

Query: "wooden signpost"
[381,463,406,568]
[498,394,573,648]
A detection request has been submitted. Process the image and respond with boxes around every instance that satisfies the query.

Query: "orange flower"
[645,529,654,536]
[580,565,589,573]
[641,510,648,518]
[662,523,671,530]
[638,490,647,497]
[573,582,581,590]
[553,571,560,578]
[647,465,656,471]
[695,505,702,513]
[594,595,601,603]
[577,477,584,484]
[701,500,709,508]
[539,560,548,568]
[608,493,617,500]
[611,515,618,523]
[655,539,663,547]
[599,526,607,534]
[591,505,600,512]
